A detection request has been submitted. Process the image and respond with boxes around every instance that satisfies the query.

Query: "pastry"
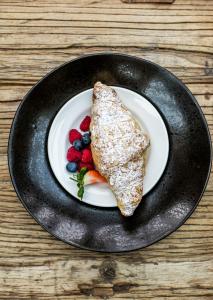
[90,82,150,216]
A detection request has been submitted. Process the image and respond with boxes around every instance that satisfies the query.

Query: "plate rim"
[8,52,212,252]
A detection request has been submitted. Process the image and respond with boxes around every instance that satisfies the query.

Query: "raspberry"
[81,149,93,163]
[78,162,94,171]
[80,116,91,132]
[67,146,82,162]
[69,129,82,144]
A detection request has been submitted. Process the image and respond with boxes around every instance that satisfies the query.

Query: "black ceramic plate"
[8,53,211,252]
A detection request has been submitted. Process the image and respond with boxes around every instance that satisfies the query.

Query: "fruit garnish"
[78,162,94,171]
[67,146,82,162]
[69,129,82,144]
[67,115,98,200]
[84,170,107,185]
[82,132,91,146]
[66,162,78,173]
[80,116,91,132]
[70,168,106,200]
[81,148,93,163]
[73,139,83,151]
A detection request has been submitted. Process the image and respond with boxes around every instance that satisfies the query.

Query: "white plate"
[48,87,169,207]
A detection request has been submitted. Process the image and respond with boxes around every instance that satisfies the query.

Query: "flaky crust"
[90,82,149,216]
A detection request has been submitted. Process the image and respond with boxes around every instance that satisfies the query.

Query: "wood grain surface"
[122,0,175,3]
[0,0,213,299]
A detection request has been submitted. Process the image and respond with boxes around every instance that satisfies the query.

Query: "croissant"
[90,82,149,216]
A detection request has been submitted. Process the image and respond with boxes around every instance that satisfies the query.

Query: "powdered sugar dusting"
[91,82,149,216]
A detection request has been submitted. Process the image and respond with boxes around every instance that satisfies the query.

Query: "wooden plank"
[122,0,175,3]
[0,48,212,83]
[1,5,213,15]
[0,258,212,299]
[0,34,211,54]
[0,1,212,54]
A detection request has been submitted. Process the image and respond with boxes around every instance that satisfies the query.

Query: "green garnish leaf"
[81,167,88,175]
[70,167,88,201]
[77,173,81,181]
[78,167,88,181]
[78,186,84,200]
[70,177,78,182]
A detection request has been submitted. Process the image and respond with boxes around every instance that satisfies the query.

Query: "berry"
[66,162,78,173]
[73,139,83,151]
[80,116,91,132]
[81,149,93,163]
[67,146,82,162]
[69,129,82,144]
[82,132,91,146]
[78,162,94,171]
[84,170,106,185]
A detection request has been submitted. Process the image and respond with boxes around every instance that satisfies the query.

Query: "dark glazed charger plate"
[8,53,212,252]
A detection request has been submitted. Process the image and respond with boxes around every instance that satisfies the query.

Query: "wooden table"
[0,0,212,299]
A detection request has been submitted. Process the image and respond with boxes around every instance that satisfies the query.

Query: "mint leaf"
[70,167,88,201]
[78,186,84,200]
[70,177,78,182]
[77,173,81,181]
[79,167,88,181]
[81,167,88,175]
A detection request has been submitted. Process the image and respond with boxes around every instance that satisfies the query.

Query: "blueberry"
[73,139,83,150]
[82,132,91,146]
[66,162,78,173]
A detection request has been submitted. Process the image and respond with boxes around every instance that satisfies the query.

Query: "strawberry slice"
[84,170,107,185]
[70,167,106,200]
